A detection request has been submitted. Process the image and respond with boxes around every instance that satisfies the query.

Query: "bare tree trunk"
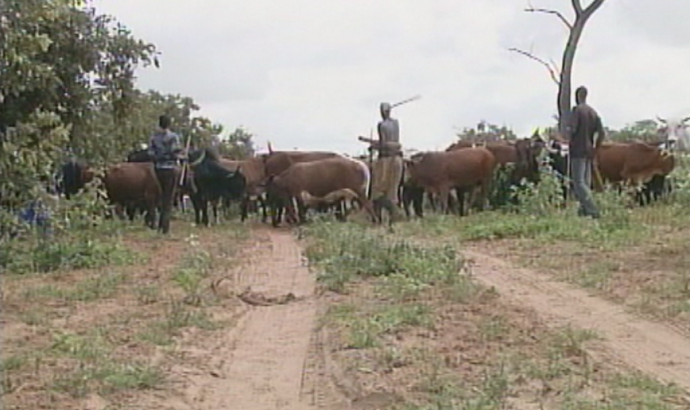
[510,0,607,135]
[557,0,607,134]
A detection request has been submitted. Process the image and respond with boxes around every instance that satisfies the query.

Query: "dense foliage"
[0,0,254,211]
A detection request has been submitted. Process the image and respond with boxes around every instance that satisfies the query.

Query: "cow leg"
[260,196,269,223]
[438,189,451,215]
[240,196,249,222]
[114,204,127,221]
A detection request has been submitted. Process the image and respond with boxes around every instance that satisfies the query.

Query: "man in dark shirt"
[147,115,184,234]
[568,86,604,219]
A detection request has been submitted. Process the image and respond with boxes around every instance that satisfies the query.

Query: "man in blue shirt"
[147,115,184,234]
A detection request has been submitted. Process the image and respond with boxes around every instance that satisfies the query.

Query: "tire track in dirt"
[190,228,319,410]
[463,248,690,392]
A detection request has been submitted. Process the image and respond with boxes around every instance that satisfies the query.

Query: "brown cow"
[405,147,497,215]
[446,139,543,184]
[594,142,675,190]
[103,162,162,229]
[265,155,377,226]
[263,150,340,177]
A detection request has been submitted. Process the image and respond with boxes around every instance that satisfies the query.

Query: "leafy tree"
[455,121,517,142]
[0,0,158,206]
[217,127,256,159]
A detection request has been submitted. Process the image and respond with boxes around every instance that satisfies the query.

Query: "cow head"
[656,115,690,151]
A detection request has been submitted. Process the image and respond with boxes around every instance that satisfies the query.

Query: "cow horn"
[267,141,274,154]
[656,115,667,124]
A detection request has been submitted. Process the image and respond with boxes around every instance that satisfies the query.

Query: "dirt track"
[463,247,690,392]
[181,228,320,410]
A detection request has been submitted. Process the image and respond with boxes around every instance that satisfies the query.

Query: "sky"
[93,0,690,155]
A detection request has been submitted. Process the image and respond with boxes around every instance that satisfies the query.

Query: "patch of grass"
[172,236,214,306]
[304,221,464,294]
[53,361,163,398]
[566,261,617,291]
[2,233,138,275]
[23,272,125,302]
[561,372,683,410]
[46,330,162,398]
[478,315,509,342]
[139,300,219,346]
[135,285,161,305]
[329,302,433,350]
[402,358,512,410]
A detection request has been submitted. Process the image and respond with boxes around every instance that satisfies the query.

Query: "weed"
[139,300,218,346]
[550,326,599,358]
[136,285,161,305]
[53,361,162,398]
[304,220,464,294]
[24,272,125,302]
[479,315,508,342]
[172,237,214,305]
[567,262,616,291]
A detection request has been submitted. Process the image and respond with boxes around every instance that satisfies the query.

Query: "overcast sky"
[93,0,690,155]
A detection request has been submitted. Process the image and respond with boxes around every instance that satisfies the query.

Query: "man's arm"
[568,107,580,141]
[595,115,605,147]
[146,135,156,158]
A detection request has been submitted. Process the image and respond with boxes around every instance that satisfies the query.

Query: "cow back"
[274,156,368,198]
[407,148,497,191]
[104,162,161,203]
[263,151,339,178]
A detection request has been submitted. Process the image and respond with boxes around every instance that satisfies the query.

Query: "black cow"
[187,148,247,226]
[60,159,94,199]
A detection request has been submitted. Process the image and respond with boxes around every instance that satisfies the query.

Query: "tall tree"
[455,121,517,142]
[217,127,256,160]
[510,0,608,134]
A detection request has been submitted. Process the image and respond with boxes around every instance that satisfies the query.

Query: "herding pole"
[179,134,193,187]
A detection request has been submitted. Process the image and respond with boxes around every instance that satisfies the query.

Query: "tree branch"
[525,7,573,30]
[583,0,606,16]
[571,0,583,15]
[508,48,560,86]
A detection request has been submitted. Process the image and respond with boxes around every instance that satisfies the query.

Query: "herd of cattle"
[55,124,686,230]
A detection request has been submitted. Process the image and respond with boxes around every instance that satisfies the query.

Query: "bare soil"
[3,219,690,410]
[463,246,690,392]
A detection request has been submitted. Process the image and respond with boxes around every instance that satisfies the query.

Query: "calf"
[264,155,376,226]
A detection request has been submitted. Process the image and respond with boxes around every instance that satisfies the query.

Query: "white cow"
[657,116,690,152]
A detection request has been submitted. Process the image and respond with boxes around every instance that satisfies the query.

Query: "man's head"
[575,86,588,105]
[380,102,392,120]
[159,115,171,130]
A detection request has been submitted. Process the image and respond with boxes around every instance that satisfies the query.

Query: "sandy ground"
[463,246,690,392]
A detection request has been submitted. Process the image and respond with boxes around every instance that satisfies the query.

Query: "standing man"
[147,114,184,234]
[567,86,604,219]
[360,102,404,223]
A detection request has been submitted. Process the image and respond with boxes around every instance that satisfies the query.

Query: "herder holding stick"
[359,101,408,223]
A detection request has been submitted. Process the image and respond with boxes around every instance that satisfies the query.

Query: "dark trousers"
[154,167,180,234]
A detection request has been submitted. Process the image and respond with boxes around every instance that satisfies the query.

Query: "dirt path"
[463,247,690,392]
[183,228,320,410]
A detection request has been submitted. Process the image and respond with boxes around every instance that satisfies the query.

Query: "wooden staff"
[179,134,192,187]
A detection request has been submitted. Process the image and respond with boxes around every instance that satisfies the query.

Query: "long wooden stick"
[391,95,421,108]
[179,134,192,187]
